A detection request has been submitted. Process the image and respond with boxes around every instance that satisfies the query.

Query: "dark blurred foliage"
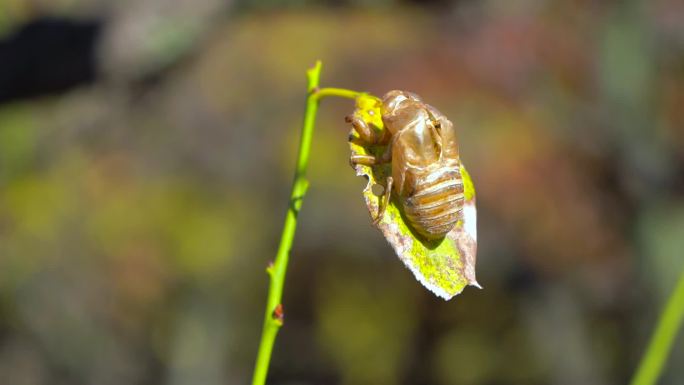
[0,18,101,103]
[0,0,683,384]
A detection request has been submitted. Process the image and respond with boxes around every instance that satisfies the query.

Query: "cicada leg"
[345,113,394,225]
[373,176,393,225]
[345,115,377,144]
[349,139,393,167]
[350,154,378,166]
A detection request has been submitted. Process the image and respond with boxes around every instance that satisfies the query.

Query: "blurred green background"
[0,0,683,384]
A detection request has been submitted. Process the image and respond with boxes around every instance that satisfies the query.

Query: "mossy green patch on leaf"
[348,94,479,300]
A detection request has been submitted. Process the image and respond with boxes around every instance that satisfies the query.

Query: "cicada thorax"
[382,91,464,240]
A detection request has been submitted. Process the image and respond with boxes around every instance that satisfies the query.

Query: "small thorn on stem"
[272,304,284,325]
[266,261,274,275]
[310,86,320,95]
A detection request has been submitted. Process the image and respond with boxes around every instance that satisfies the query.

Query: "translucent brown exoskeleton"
[346,90,464,240]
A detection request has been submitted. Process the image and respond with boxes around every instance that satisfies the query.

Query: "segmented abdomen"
[403,166,464,240]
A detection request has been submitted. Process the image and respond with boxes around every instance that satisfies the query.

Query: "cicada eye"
[405,91,422,102]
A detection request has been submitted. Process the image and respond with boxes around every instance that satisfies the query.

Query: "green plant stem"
[314,87,362,100]
[630,268,684,385]
[251,61,362,385]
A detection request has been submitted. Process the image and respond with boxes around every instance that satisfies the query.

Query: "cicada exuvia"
[346,90,464,240]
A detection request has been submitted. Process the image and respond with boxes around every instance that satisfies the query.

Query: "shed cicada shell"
[347,90,464,240]
[346,91,478,299]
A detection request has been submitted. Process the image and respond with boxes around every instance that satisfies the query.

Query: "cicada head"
[381,90,428,136]
[382,90,422,111]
